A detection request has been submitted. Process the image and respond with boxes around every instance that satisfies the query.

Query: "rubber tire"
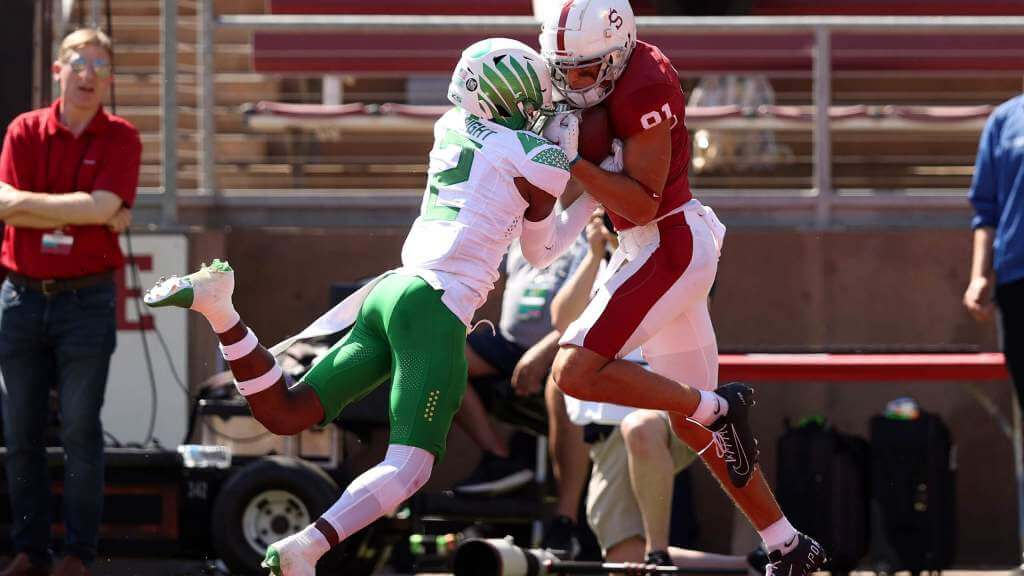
[210,456,339,575]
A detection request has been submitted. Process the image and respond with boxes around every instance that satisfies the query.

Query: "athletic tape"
[235,364,283,396]
[219,328,258,361]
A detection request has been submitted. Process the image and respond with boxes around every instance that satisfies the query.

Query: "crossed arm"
[0,181,132,232]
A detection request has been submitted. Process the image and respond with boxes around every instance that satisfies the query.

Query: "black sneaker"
[766,533,829,576]
[645,549,673,567]
[707,382,759,488]
[542,515,581,560]
[454,451,533,495]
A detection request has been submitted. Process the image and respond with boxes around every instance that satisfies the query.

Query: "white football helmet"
[538,0,637,109]
[447,38,555,132]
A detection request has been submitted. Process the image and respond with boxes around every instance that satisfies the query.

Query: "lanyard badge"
[41,230,75,255]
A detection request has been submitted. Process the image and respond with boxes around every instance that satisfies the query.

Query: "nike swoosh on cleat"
[729,426,751,476]
[713,397,721,415]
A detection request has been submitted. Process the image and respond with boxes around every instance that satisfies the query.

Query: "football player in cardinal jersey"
[539,2,828,573]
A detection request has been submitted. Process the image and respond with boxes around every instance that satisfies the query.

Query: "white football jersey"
[401,107,571,325]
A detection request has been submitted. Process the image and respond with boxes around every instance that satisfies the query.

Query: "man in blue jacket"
[964,94,1024,413]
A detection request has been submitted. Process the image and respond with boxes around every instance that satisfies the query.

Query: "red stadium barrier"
[241,100,992,133]
[269,0,534,15]
[252,31,538,74]
[268,0,1021,17]
[265,0,661,15]
[247,100,367,118]
[759,104,871,122]
[888,104,995,122]
[684,105,745,120]
[377,102,452,119]
[718,352,1008,382]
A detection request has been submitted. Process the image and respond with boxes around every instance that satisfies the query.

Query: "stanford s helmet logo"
[608,9,623,30]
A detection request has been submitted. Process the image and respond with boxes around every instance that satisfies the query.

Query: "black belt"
[7,271,114,297]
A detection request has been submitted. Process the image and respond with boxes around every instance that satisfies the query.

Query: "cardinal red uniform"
[562,41,725,397]
[604,40,691,232]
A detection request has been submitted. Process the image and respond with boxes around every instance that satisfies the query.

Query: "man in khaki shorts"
[566,366,749,569]
[585,406,698,565]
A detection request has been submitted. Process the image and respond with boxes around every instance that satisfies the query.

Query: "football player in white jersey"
[142,38,600,576]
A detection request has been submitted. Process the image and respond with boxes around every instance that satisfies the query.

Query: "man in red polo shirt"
[0,28,140,576]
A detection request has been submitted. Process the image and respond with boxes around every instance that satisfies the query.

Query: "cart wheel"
[211,456,339,575]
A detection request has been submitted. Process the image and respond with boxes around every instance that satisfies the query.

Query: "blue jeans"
[0,278,116,566]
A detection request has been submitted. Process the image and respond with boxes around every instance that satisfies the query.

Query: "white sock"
[759,517,798,553]
[186,266,240,333]
[689,390,727,426]
[201,304,240,334]
[270,523,331,575]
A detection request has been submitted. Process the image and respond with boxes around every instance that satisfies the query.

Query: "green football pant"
[301,273,468,460]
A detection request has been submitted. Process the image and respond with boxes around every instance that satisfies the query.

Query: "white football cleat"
[144,258,235,315]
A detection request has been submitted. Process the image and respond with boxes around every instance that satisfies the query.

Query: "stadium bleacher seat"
[752,0,1024,15]
[238,100,993,191]
[252,30,1024,75]
[268,0,534,15]
[127,0,1016,193]
[265,0,660,15]
[243,101,994,133]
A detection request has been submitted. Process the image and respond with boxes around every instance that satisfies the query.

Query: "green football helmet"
[447,38,555,132]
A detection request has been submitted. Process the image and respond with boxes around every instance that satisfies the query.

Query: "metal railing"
[144,8,1024,230]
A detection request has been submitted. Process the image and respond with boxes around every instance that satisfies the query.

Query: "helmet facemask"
[547,46,627,109]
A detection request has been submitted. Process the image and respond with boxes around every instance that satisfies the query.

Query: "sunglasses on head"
[66,53,111,79]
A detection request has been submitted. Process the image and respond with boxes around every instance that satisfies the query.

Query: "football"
[578,105,613,164]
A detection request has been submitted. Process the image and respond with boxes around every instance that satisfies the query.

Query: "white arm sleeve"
[520,193,599,269]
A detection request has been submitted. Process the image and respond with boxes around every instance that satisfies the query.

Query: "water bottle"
[177,444,232,469]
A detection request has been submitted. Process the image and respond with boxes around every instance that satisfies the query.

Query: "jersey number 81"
[640,103,678,131]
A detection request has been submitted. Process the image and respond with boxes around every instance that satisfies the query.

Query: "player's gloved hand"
[542,111,580,165]
[599,138,624,173]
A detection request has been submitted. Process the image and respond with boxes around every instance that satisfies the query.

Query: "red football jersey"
[604,40,691,231]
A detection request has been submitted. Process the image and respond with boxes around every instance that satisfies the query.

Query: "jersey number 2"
[423,130,481,221]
